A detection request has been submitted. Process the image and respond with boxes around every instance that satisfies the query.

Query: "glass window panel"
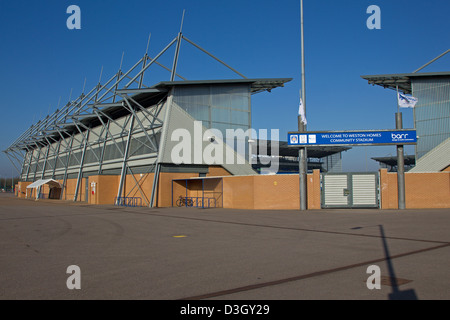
[211,107,230,123]
[189,104,210,122]
[211,85,250,111]
[174,86,210,106]
[231,110,249,125]
[211,122,231,138]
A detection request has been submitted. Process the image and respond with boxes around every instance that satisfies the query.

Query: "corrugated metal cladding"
[322,173,378,208]
[323,175,348,206]
[412,77,450,159]
[352,174,377,206]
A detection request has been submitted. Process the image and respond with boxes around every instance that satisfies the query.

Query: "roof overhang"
[371,155,416,167]
[361,71,450,94]
[153,78,293,94]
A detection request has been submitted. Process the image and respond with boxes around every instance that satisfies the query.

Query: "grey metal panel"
[160,164,209,173]
[160,102,256,176]
[82,171,101,178]
[409,137,450,172]
[100,168,122,175]
[323,175,348,207]
[324,152,342,173]
[352,174,377,206]
[322,173,378,208]
[123,165,155,174]
[66,173,79,179]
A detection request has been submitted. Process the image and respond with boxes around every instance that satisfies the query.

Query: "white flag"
[398,92,418,108]
[298,98,307,125]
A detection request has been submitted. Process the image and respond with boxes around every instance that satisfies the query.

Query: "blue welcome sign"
[288,129,417,146]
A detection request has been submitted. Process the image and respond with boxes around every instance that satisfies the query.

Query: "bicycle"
[176,195,194,207]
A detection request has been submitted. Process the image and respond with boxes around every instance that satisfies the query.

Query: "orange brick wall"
[86,172,201,206]
[88,175,119,205]
[379,169,397,209]
[172,180,188,206]
[307,169,322,210]
[380,169,450,209]
[123,173,154,206]
[223,176,255,209]
[220,170,321,210]
[17,181,32,198]
[158,172,201,207]
[58,178,86,201]
[253,175,300,210]
[18,167,448,210]
[77,170,322,210]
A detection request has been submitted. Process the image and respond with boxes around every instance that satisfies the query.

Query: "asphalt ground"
[0,192,449,301]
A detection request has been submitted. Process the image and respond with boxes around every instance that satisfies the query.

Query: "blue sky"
[0,0,449,178]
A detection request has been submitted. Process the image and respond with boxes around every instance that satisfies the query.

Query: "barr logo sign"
[391,133,409,140]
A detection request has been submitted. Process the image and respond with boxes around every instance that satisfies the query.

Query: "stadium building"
[4,33,347,208]
[5,33,449,210]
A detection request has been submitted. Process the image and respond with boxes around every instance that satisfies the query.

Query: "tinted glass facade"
[412,77,450,159]
[173,84,252,159]
[172,84,251,134]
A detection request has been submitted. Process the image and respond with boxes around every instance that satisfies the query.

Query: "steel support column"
[149,163,161,208]
[37,146,51,199]
[25,148,33,181]
[60,135,75,200]
[149,91,172,208]
[51,139,62,179]
[116,112,136,204]
[32,146,42,181]
[97,120,110,175]
[40,146,50,179]
[74,129,90,202]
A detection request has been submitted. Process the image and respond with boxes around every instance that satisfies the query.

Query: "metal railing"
[177,196,217,208]
[114,197,143,207]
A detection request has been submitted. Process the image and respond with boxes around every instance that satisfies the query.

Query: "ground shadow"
[379,225,419,300]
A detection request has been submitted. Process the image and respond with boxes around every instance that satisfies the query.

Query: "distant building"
[251,140,349,174]
[371,155,416,172]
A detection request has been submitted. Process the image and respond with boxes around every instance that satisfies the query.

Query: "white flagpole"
[299,0,308,211]
[395,84,406,210]
[300,3,306,125]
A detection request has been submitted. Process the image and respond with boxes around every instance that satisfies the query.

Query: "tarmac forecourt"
[1,193,449,306]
